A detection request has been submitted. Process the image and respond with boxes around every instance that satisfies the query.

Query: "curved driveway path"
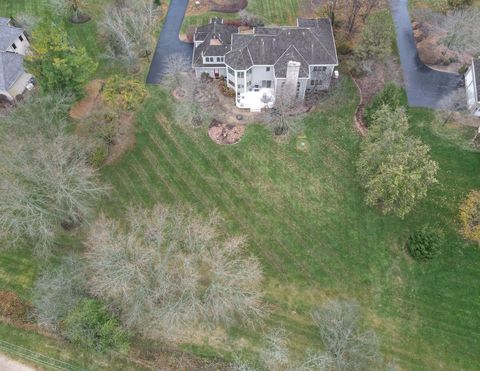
[146,0,193,83]
[389,0,462,108]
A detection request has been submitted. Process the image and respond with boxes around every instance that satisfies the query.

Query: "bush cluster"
[102,75,147,111]
[407,227,442,260]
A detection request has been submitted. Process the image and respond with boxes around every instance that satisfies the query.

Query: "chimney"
[284,61,301,100]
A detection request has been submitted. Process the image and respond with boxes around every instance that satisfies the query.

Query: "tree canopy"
[26,22,97,96]
[357,105,438,218]
[356,10,395,60]
[85,204,264,341]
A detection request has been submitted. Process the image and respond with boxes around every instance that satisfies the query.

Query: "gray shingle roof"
[0,17,10,26]
[225,18,338,72]
[0,21,24,51]
[0,52,24,91]
[193,17,338,74]
[474,59,480,102]
[192,19,237,68]
[274,45,310,78]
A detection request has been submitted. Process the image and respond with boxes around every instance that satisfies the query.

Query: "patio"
[236,88,275,112]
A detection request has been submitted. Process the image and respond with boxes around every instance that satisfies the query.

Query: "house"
[192,17,338,112]
[465,58,480,117]
[0,17,33,102]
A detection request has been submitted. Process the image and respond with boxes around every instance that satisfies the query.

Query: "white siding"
[6,33,29,56]
[250,66,274,89]
[465,67,477,110]
[195,67,227,78]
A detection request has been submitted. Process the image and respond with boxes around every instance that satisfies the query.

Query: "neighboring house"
[465,58,480,117]
[0,17,32,102]
[192,17,338,112]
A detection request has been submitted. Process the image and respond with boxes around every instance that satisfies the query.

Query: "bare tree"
[32,255,86,331]
[311,300,382,370]
[101,0,161,70]
[263,89,303,136]
[0,94,105,255]
[85,204,265,342]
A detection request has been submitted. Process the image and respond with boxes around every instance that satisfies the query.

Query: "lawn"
[181,0,302,35]
[99,81,480,369]
[1,0,480,369]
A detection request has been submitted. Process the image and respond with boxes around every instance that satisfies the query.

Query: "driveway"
[389,0,462,108]
[146,0,193,83]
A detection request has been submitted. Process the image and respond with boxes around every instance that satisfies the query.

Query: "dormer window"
[19,35,24,42]
[12,43,16,49]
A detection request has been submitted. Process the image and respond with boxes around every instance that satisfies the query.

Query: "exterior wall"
[250,66,274,89]
[195,67,227,79]
[307,65,334,92]
[6,32,29,56]
[465,66,479,115]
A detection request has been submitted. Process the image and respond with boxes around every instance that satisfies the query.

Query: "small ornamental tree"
[364,83,406,126]
[26,23,97,96]
[102,75,147,111]
[459,190,480,243]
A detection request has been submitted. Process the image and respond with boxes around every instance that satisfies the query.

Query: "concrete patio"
[236,88,275,112]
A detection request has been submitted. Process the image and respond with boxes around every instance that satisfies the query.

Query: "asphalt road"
[146,0,193,83]
[390,0,462,108]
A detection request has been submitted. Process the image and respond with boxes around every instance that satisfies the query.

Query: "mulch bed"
[69,80,104,120]
[208,119,245,145]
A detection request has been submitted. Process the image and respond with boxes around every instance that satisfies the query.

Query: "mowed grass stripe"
[165,123,322,279]
[150,123,292,274]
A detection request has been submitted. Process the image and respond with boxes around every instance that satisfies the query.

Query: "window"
[311,80,315,86]
[313,66,327,72]
[228,79,235,87]
[12,43,16,50]
[262,80,272,88]
[217,57,224,62]
[237,71,244,78]
[266,67,270,72]
[19,35,24,42]
[237,84,244,89]
[228,68,234,75]
[247,69,252,75]
[247,81,252,86]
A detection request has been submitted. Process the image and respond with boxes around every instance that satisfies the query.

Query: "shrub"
[407,226,442,260]
[63,299,129,352]
[102,75,147,111]
[459,190,480,243]
[364,83,406,126]
[356,10,395,61]
[87,143,109,168]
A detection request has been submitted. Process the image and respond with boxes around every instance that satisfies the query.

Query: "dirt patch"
[0,291,30,322]
[208,119,245,145]
[70,80,104,120]
[172,87,187,100]
[104,112,136,165]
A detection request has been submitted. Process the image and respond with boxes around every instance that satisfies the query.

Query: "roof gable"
[0,22,24,51]
[0,52,24,91]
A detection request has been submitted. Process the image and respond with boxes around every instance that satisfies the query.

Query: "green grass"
[180,0,301,35]
[247,0,300,25]
[1,0,480,369]
[98,81,480,369]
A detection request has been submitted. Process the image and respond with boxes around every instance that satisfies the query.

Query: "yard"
[1,0,480,369]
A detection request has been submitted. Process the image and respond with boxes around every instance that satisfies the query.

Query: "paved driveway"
[146,0,193,83]
[389,0,462,108]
